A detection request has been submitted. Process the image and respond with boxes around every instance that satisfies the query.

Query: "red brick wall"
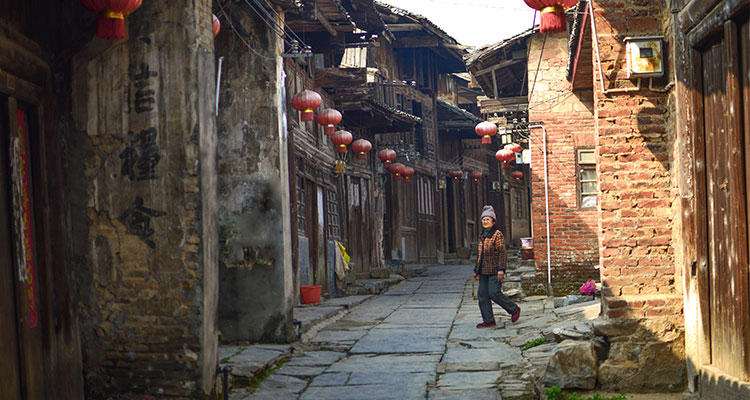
[528,32,600,291]
[591,0,685,391]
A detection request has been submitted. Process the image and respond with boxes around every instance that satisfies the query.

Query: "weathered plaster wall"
[215,6,294,343]
[591,0,685,391]
[527,31,600,292]
[68,1,218,397]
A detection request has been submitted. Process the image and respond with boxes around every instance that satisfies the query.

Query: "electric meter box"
[625,36,664,78]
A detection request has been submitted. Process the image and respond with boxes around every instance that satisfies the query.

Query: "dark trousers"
[478,274,519,323]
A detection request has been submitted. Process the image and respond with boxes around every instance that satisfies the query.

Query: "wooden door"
[694,14,750,384]
[401,177,418,263]
[315,186,327,292]
[445,178,456,253]
[348,176,371,278]
[417,176,438,263]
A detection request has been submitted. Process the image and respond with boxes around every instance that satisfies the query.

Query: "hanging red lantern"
[496,149,515,169]
[291,90,322,122]
[469,171,483,184]
[390,163,406,181]
[351,139,372,160]
[475,121,498,145]
[316,109,342,135]
[403,167,415,182]
[448,171,463,182]
[81,0,142,40]
[504,143,523,153]
[331,130,353,153]
[522,0,578,34]
[377,149,397,168]
[511,170,524,183]
[213,14,221,37]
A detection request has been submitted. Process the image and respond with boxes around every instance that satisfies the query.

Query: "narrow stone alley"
[223,265,602,400]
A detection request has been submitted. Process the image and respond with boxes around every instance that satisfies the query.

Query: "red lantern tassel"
[98,11,126,39]
[301,110,314,122]
[539,5,566,34]
[481,135,491,145]
[337,145,347,153]
[357,153,366,160]
[324,126,335,135]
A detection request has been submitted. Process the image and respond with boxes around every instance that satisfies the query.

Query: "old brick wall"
[68,1,218,397]
[527,31,600,293]
[215,5,295,343]
[591,0,685,391]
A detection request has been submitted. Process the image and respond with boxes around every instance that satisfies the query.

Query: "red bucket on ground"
[300,285,321,304]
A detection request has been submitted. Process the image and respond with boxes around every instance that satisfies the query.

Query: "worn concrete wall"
[215,6,294,343]
[68,1,218,397]
[591,0,685,392]
[527,31,600,293]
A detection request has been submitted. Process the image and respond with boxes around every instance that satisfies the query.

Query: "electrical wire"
[216,1,276,61]
[258,0,307,45]
[242,0,296,46]
[527,33,547,107]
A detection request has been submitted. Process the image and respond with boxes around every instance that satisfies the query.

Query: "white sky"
[378,0,537,50]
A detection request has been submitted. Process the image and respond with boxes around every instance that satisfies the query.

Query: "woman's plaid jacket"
[474,228,507,275]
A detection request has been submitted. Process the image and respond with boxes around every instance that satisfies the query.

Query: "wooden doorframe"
[0,73,47,400]
[676,0,750,395]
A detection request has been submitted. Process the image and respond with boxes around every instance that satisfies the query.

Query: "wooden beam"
[393,36,439,48]
[492,70,499,98]
[472,58,523,77]
[385,23,423,31]
[314,67,367,88]
[478,96,528,113]
[316,9,337,36]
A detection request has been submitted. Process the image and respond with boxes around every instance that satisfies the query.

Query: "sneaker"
[511,307,521,323]
[476,321,496,328]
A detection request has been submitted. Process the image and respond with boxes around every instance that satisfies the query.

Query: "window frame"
[576,147,597,209]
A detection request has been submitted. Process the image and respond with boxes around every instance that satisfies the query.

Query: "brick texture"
[528,32,600,292]
[590,0,685,392]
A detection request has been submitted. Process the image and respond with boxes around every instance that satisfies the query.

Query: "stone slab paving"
[227,264,607,400]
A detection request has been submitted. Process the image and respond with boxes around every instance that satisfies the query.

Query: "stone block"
[370,267,391,279]
[542,340,598,390]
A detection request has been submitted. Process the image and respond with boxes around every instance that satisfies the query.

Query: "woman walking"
[474,205,521,327]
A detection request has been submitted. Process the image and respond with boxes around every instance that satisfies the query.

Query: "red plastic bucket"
[300,285,322,304]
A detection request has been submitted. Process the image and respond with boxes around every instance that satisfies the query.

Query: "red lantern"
[511,170,524,183]
[331,130,353,153]
[475,121,497,145]
[291,90,322,122]
[377,149,397,168]
[351,139,372,160]
[316,109,342,135]
[469,171,483,184]
[213,14,221,37]
[390,163,406,181]
[403,167,415,182]
[81,0,142,40]
[522,0,578,34]
[448,171,463,182]
[496,148,515,169]
[504,143,523,153]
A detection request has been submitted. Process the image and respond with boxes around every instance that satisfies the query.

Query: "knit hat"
[480,205,496,221]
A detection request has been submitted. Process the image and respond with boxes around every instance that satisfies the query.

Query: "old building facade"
[489,0,750,395]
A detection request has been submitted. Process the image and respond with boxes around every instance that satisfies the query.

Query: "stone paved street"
[227,265,602,400]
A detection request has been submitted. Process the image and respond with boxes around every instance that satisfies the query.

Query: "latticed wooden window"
[577,148,597,208]
[326,189,340,239]
[296,174,305,234]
